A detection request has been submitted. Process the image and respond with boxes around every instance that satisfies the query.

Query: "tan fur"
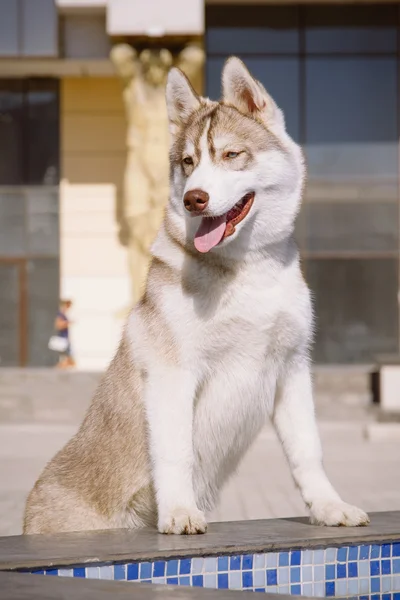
[23,334,156,533]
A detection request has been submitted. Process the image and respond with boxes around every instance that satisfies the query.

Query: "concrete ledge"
[1,511,400,571]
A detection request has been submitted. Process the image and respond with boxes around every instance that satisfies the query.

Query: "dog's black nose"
[183,189,209,213]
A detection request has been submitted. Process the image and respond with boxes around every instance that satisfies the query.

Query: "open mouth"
[194,192,255,254]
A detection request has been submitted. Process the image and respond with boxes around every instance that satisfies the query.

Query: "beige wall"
[60,77,129,370]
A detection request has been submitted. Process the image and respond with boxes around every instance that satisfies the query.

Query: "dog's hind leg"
[272,357,369,527]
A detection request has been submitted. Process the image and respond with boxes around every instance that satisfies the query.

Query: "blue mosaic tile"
[349,547,359,561]
[371,560,381,576]
[266,568,277,586]
[371,577,381,593]
[279,552,289,567]
[73,568,85,578]
[290,550,301,566]
[242,571,253,588]
[372,546,382,559]
[27,539,400,597]
[382,560,391,575]
[229,555,241,570]
[338,547,348,562]
[242,554,253,570]
[127,563,138,580]
[114,564,125,580]
[218,556,229,572]
[166,560,178,577]
[337,563,347,578]
[326,581,335,596]
[382,545,392,558]
[326,564,335,580]
[192,575,203,587]
[140,562,151,580]
[179,559,191,575]
[360,545,371,560]
[348,562,358,577]
[153,561,165,578]
[290,567,300,583]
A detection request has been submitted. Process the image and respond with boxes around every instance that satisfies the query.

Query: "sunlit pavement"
[0,420,399,537]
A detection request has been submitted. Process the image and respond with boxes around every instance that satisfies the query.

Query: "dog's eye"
[225,151,240,159]
[183,157,193,165]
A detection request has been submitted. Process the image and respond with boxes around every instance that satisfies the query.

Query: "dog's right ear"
[166,68,200,138]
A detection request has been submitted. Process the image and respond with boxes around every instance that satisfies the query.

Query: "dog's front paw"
[310,500,370,527]
[158,507,207,535]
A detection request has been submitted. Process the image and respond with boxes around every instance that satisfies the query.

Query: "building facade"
[0,0,399,368]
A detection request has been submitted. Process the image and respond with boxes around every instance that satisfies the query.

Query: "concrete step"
[0,367,375,425]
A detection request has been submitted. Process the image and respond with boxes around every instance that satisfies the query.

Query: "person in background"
[55,299,75,369]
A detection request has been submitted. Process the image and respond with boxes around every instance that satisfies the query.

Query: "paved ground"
[0,420,399,537]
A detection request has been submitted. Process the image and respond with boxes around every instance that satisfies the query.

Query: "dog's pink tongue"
[194,215,227,253]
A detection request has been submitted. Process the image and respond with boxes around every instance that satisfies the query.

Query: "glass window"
[304,57,397,252]
[307,258,399,364]
[27,79,59,185]
[305,5,398,54]
[0,263,20,366]
[206,5,299,55]
[0,80,23,185]
[0,78,59,185]
[27,259,59,367]
[207,57,300,142]
[0,191,26,256]
[27,188,59,256]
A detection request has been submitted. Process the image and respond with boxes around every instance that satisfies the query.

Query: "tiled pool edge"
[1,512,400,599]
[25,542,400,597]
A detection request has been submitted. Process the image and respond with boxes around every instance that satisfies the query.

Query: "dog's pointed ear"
[166,68,200,138]
[222,57,285,130]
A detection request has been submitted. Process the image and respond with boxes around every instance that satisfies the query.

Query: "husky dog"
[24,58,369,535]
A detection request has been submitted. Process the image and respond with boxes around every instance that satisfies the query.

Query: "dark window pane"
[27,188,59,256]
[304,57,397,252]
[0,263,19,366]
[27,79,59,185]
[207,5,299,54]
[0,0,18,56]
[305,5,397,54]
[307,258,398,364]
[0,191,26,255]
[303,201,398,254]
[0,80,23,184]
[27,258,59,366]
[207,57,300,141]
[22,0,58,57]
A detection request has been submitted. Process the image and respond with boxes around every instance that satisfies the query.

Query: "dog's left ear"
[222,57,285,131]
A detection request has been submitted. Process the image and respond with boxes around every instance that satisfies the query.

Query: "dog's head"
[165,57,305,257]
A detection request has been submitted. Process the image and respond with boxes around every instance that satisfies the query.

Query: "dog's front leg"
[144,365,206,534]
[272,357,369,527]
